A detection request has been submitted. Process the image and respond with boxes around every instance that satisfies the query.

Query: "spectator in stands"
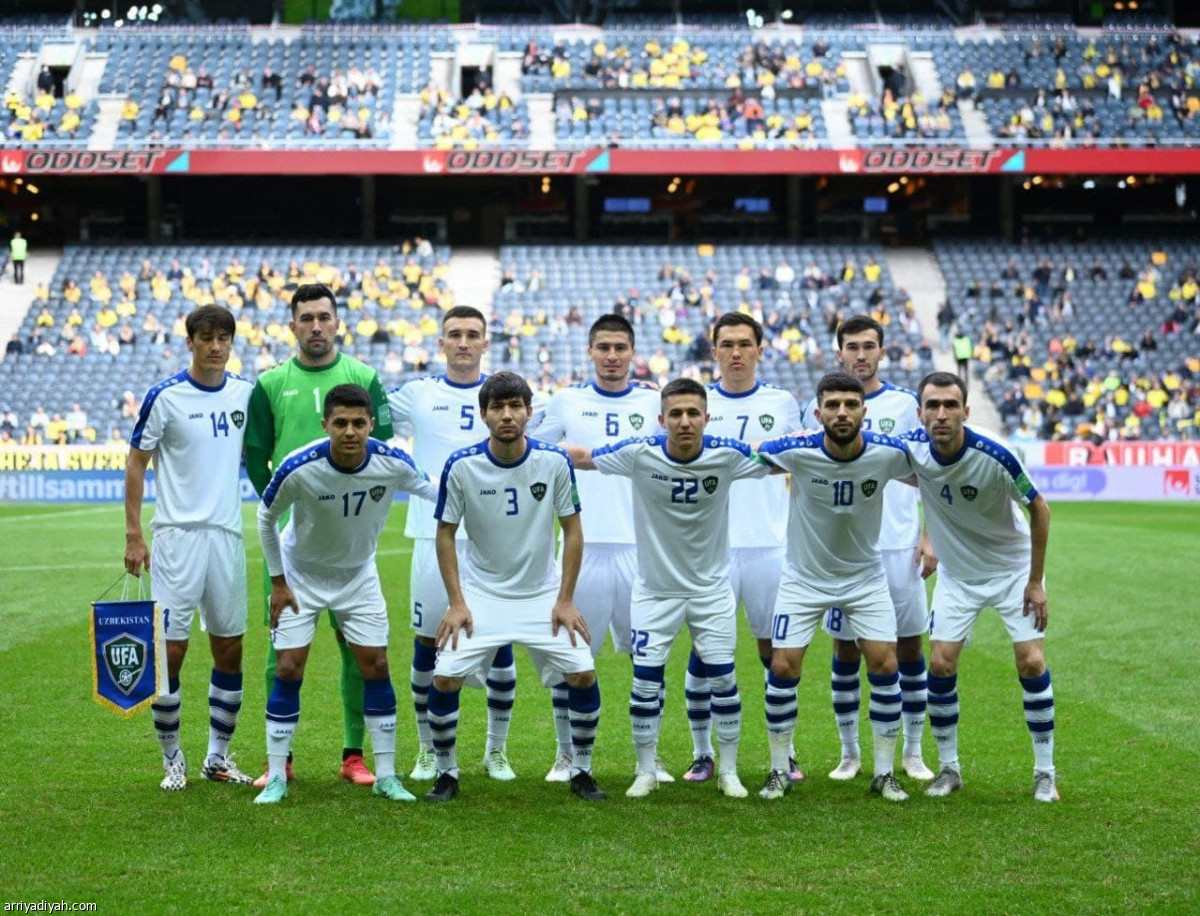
[64,403,88,442]
[6,332,24,356]
[952,325,973,389]
[9,231,27,285]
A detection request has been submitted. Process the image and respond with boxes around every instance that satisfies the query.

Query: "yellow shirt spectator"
[64,91,82,110]
[96,307,118,329]
[122,100,139,120]
[169,54,187,73]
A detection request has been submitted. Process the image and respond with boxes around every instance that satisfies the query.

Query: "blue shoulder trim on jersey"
[630,380,658,391]
[964,428,1033,490]
[263,440,331,508]
[703,434,754,456]
[592,434,659,460]
[757,433,821,456]
[903,428,930,444]
[530,438,573,461]
[862,430,909,452]
[434,439,490,520]
[370,438,421,476]
[711,382,761,400]
[129,371,188,448]
[227,371,250,384]
[589,382,635,399]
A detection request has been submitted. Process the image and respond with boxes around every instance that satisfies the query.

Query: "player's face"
[440,317,488,373]
[482,396,531,443]
[322,405,374,462]
[660,393,709,452]
[837,329,883,383]
[920,384,970,451]
[186,326,232,371]
[291,298,339,360]
[817,390,866,446]
[712,325,762,385]
[588,330,635,383]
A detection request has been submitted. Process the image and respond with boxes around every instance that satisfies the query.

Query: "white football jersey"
[130,370,253,535]
[592,435,771,597]
[436,438,580,600]
[258,437,437,577]
[904,426,1039,582]
[801,381,921,550]
[388,374,489,540]
[758,431,913,586]
[530,381,662,545]
[707,382,801,547]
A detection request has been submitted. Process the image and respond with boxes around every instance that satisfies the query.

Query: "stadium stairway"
[959,101,994,149]
[0,249,62,358]
[447,248,501,315]
[822,98,856,147]
[883,247,1002,428]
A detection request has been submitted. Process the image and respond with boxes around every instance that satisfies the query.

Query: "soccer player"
[253,384,438,805]
[568,378,772,800]
[905,371,1057,802]
[800,315,937,782]
[245,282,394,788]
[528,313,672,784]
[387,305,519,783]
[426,372,606,803]
[682,312,802,784]
[755,371,915,802]
[124,304,254,790]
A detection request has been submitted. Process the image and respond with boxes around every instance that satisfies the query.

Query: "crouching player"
[254,384,438,804]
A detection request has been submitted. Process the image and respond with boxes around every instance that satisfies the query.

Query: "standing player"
[568,378,773,800]
[388,305,518,783]
[245,282,394,788]
[800,315,937,782]
[756,371,915,802]
[427,372,606,803]
[254,385,438,805]
[682,312,802,783]
[124,304,254,790]
[528,314,671,783]
[905,372,1057,802]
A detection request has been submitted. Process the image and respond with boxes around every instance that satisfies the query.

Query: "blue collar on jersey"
[325,440,373,475]
[484,439,532,468]
[440,373,486,390]
[818,432,867,463]
[930,428,973,466]
[590,381,635,398]
[658,437,706,465]
[181,369,228,393]
[713,381,761,399]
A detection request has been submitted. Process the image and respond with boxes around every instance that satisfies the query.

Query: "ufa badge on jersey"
[91,598,167,717]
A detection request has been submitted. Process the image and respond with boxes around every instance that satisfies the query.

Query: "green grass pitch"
[0,501,1197,914]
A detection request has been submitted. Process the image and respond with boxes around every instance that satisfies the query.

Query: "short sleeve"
[130,389,166,451]
[435,459,465,524]
[553,453,581,517]
[592,438,640,477]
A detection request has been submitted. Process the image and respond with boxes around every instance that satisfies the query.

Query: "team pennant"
[91,599,167,717]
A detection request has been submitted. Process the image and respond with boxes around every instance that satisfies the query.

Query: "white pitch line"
[0,545,413,573]
[0,506,113,524]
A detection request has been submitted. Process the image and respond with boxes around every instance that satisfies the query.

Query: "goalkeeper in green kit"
[245,282,394,787]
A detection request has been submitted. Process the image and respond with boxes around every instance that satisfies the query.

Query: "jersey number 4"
[208,412,230,437]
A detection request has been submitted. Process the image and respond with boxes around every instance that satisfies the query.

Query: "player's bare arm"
[268,574,299,628]
[551,513,590,647]
[563,443,595,470]
[1024,495,1051,631]
[916,529,938,579]
[435,519,473,649]
[123,446,154,576]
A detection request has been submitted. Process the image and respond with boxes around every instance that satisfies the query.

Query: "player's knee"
[1014,642,1046,680]
[770,652,801,680]
[564,670,596,689]
[833,638,861,663]
[359,653,389,680]
[928,648,957,678]
[210,636,242,673]
[275,655,305,681]
[895,634,923,662]
[432,675,464,693]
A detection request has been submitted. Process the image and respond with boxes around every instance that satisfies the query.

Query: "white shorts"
[272,561,388,651]
[930,569,1045,645]
[434,588,594,687]
[773,571,896,650]
[822,548,930,642]
[629,580,737,667]
[573,542,637,656]
[409,537,470,638]
[731,546,785,639]
[151,526,248,641]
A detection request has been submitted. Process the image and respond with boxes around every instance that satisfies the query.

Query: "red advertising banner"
[1040,441,1200,467]
[3,147,1199,177]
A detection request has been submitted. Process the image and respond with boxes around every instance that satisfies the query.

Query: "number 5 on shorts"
[412,601,423,629]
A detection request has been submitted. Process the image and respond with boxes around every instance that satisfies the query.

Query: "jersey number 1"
[209,412,229,437]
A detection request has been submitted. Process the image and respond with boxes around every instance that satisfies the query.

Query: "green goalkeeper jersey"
[244,352,393,496]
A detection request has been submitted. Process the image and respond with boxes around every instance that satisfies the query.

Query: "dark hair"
[711,311,763,346]
[588,313,635,347]
[291,282,338,316]
[479,371,533,411]
[443,305,486,329]
[815,371,865,404]
[836,314,885,349]
[184,304,235,339]
[323,383,373,418]
[918,371,968,406]
[661,377,707,406]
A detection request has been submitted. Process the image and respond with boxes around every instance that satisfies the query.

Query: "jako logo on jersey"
[188,412,203,419]
[759,414,775,431]
[960,485,979,501]
[862,479,879,497]
[811,477,829,485]
[231,410,245,429]
[432,405,449,411]
[878,418,895,433]
[702,476,719,494]
[369,486,386,502]
[582,410,599,418]
[318,494,335,501]
[103,633,147,696]
[480,489,497,495]
[651,473,669,481]
[629,413,644,430]
[530,482,547,501]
